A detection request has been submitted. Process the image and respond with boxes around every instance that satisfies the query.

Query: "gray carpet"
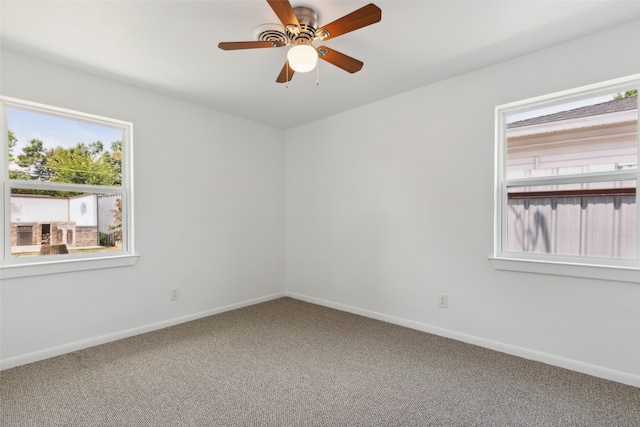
[1,297,639,426]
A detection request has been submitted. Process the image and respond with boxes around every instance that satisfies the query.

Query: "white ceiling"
[2,1,640,129]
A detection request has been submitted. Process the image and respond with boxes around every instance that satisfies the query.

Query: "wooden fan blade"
[266,0,300,30]
[317,46,363,73]
[316,4,381,40]
[276,61,295,83]
[218,41,284,50]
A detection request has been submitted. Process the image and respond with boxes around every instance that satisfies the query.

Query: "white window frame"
[0,96,138,279]
[490,74,640,283]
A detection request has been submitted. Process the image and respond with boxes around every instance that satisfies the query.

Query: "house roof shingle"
[507,95,637,129]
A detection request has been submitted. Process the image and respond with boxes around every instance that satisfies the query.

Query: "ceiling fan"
[218,0,382,83]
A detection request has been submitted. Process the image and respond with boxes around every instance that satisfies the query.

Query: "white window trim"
[0,96,138,279]
[491,74,640,283]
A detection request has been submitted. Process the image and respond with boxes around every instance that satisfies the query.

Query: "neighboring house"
[10,193,119,248]
[506,96,638,257]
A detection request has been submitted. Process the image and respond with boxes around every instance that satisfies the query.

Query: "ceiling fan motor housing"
[288,7,318,45]
[252,23,290,45]
[251,7,319,47]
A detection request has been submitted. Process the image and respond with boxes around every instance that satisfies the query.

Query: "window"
[1,97,137,278]
[492,75,640,282]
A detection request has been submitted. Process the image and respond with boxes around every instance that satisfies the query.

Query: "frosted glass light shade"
[287,45,318,73]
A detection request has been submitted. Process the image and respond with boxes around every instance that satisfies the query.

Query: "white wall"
[69,194,97,226]
[11,194,97,225]
[2,20,639,388]
[284,20,640,386]
[11,196,69,223]
[1,49,285,366]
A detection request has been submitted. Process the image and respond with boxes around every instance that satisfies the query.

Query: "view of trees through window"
[6,107,125,257]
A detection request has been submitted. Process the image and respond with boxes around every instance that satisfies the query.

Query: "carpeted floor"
[1,297,639,426]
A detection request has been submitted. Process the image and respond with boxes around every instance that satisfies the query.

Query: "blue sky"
[8,108,122,157]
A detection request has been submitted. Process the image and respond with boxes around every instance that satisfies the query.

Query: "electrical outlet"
[438,294,448,308]
[170,288,180,301]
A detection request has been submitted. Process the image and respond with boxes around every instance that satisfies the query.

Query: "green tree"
[8,133,121,188]
[7,131,32,180]
[614,90,638,100]
[8,130,16,162]
[94,140,122,185]
[47,142,119,186]
[16,139,52,181]
[88,141,103,156]
[109,140,122,177]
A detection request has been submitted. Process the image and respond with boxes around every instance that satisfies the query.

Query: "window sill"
[0,254,139,279]
[489,256,640,283]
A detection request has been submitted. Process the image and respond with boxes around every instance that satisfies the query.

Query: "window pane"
[10,189,123,258]
[506,181,636,258]
[506,92,637,180]
[7,108,123,186]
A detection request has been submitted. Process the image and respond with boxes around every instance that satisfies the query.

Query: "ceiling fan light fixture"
[218,2,382,83]
[287,44,318,73]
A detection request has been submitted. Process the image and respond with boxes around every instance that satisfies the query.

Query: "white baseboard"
[4,290,639,388]
[0,292,285,371]
[285,291,640,388]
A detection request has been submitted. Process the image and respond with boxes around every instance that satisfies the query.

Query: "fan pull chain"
[316,62,320,86]
[286,63,289,88]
